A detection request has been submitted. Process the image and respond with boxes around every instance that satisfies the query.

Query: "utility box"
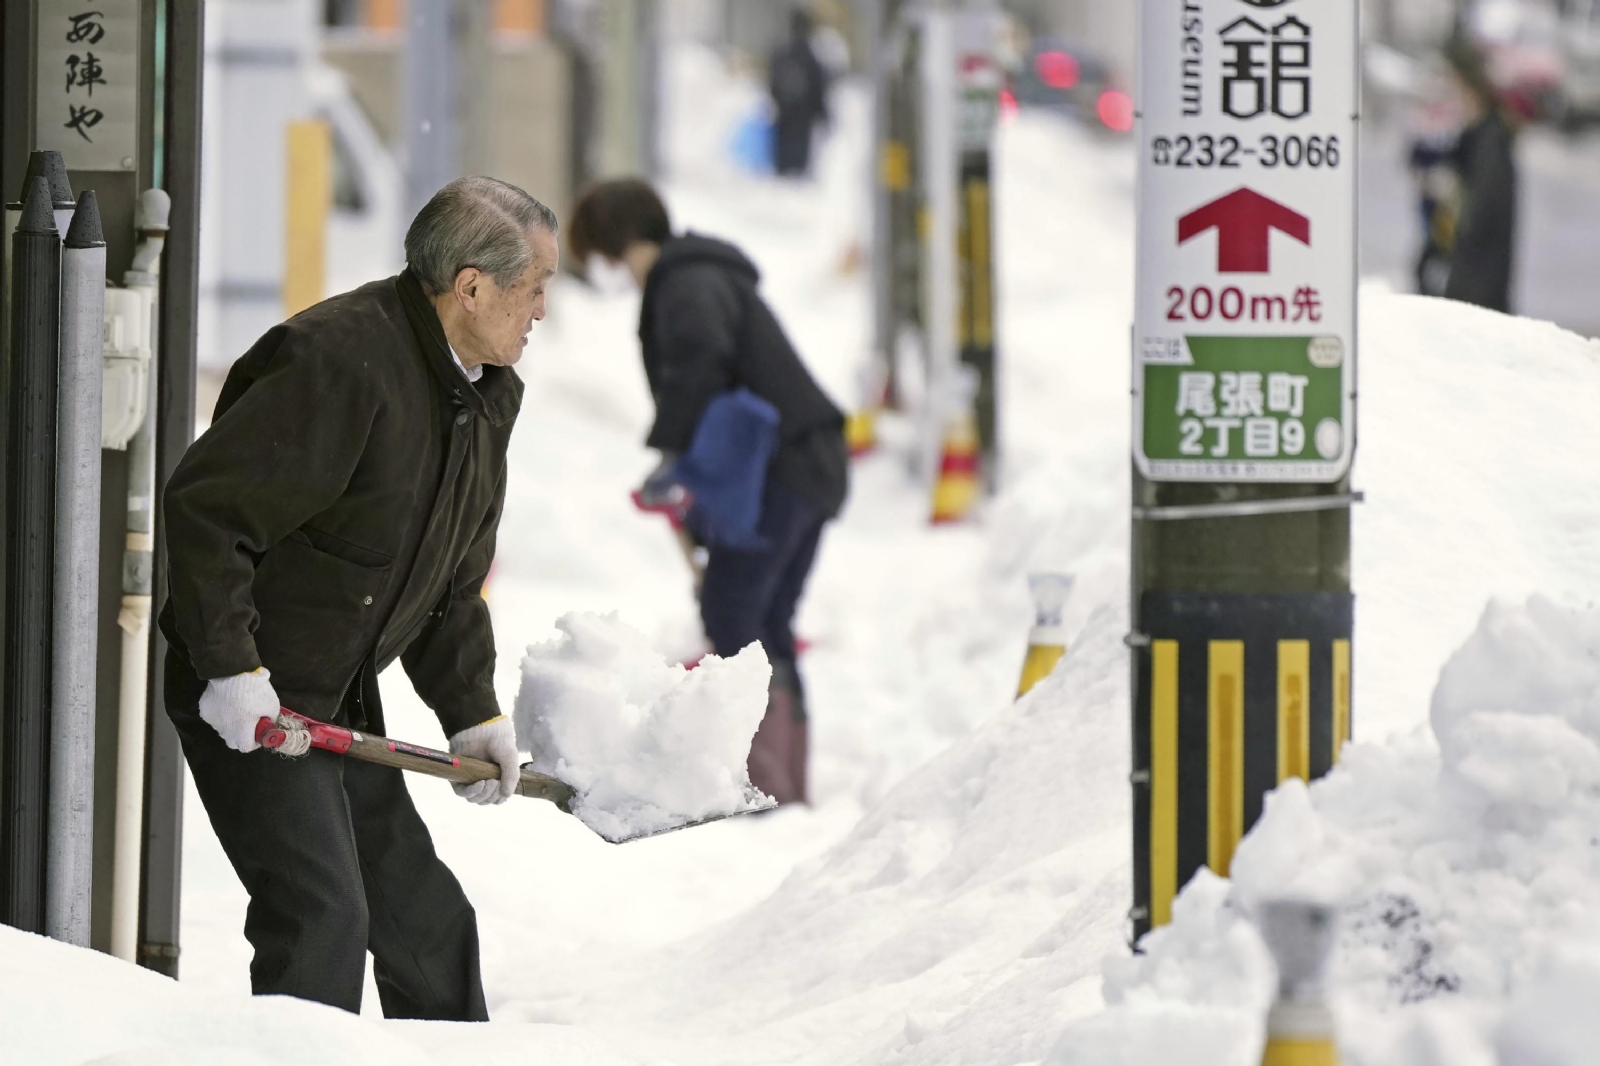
[101,287,152,451]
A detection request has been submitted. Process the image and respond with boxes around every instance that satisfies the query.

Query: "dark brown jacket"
[159,270,522,735]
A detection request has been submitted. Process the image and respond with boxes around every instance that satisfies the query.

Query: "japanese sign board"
[36,0,140,171]
[1135,0,1357,482]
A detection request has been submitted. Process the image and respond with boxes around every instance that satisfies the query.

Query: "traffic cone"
[845,408,878,458]
[1257,899,1341,1066]
[845,360,888,458]
[929,371,981,525]
[1017,574,1073,698]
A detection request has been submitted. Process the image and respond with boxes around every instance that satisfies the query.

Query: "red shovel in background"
[254,709,776,843]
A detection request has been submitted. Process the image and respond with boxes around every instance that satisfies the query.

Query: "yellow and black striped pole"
[859,0,911,458]
[1128,0,1359,948]
[1134,595,1353,936]
[956,98,997,487]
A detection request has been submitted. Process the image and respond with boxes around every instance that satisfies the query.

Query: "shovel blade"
[595,792,781,844]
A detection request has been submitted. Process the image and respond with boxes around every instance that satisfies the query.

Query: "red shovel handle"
[255,718,288,748]
[254,708,355,754]
[631,486,692,528]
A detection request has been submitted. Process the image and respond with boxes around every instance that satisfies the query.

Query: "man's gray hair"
[405,176,558,296]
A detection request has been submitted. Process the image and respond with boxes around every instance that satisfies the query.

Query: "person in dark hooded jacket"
[1442,36,1518,313]
[769,8,830,178]
[569,178,848,805]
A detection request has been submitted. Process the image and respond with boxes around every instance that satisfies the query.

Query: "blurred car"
[1006,36,1131,134]
[1467,0,1567,122]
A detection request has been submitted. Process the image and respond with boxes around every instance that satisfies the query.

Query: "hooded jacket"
[1445,110,1517,314]
[159,270,519,735]
[639,233,847,518]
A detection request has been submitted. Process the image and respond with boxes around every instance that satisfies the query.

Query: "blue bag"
[728,105,776,175]
[671,388,780,551]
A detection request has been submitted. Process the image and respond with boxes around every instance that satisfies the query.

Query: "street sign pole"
[954,7,1000,492]
[1129,0,1359,942]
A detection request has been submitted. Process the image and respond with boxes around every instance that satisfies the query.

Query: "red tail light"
[1096,90,1134,133]
[1034,51,1081,90]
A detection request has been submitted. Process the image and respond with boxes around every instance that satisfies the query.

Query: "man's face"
[459,227,559,367]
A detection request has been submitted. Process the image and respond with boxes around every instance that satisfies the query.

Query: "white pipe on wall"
[109,189,169,963]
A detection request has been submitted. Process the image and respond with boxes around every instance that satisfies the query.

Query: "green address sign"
[1141,336,1348,482]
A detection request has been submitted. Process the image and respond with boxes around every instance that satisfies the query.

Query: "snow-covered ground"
[8,46,1600,1066]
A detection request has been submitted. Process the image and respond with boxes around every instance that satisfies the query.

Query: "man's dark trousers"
[166,651,489,1019]
[699,481,826,803]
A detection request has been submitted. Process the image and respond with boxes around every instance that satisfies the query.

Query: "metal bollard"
[46,191,106,946]
[1017,574,1074,698]
[2,176,64,933]
[1257,898,1341,1066]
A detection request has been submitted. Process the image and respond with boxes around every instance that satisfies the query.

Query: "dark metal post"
[403,0,458,216]
[637,0,662,179]
[954,7,1000,489]
[141,0,206,977]
[861,0,895,438]
[3,176,64,933]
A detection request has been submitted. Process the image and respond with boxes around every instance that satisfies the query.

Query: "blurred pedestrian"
[160,177,559,1016]
[1442,36,1519,313]
[1407,118,1460,298]
[769,7,831,178]
[569,179,849,806]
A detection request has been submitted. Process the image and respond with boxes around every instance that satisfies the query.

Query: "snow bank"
[515,612,774,841]
[1052,596,1600,1065]
[0,926,435,1066]
[1354,294,1600,738]
[494,590,1131,1066]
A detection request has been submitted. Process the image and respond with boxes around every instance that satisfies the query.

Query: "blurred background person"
[1407,97,1464,299]
[768,7,831,178]
[1443,34,1521,313]
[568,178,849,807]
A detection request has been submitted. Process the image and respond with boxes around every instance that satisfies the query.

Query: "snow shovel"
[631,486,706,591]
[254,709,776,843]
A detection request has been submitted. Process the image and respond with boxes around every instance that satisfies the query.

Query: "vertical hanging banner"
[1135,0,1357,482]
[36,0,141,171]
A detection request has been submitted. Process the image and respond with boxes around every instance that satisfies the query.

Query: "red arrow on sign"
[1177,187,1311,273]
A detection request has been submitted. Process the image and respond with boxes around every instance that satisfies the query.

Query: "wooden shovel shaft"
[256,710,575,811]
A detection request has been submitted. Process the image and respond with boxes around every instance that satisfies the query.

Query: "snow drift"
[515,612,773,840]
[480,290,1600,1065]
[495,582,1132,1066]
[0,926,436,1066]
[1053,596,1600,1066]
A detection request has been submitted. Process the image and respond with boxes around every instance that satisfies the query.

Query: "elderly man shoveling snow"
[161,178,770,1020]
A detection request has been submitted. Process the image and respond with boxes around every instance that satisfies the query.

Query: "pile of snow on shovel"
[514,612,773,840]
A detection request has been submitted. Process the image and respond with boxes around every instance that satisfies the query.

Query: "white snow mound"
[0,926,436,1066]
[514,612,773,841]
[1053,597,1600,1066]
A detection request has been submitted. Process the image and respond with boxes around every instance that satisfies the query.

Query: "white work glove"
[199,667,281,753]
[448,715,521,805]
